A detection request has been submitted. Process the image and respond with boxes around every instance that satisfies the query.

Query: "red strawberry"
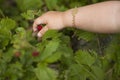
[32,51,39,57]
[14,52,21,57]
[37,25,42,31]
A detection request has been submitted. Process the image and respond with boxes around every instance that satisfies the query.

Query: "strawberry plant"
[0,0,120,80]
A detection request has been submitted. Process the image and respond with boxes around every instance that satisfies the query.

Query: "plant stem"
[0,9,5,18]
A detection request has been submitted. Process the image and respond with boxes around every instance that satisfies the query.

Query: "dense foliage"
[0,0,120,80]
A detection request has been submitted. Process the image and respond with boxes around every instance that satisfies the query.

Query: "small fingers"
[37,26,49,38]
[33,16,47,32]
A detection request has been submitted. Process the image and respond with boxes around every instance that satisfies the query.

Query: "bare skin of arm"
[33,1,120,37]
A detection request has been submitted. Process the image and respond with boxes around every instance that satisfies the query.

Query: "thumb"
[37,26,49,38]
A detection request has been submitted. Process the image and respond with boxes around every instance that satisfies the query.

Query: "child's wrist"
[62,10,74,28]
[62,8,78,28]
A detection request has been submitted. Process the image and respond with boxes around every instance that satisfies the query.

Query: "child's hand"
[33,11,65,38]
[33,1,120,38]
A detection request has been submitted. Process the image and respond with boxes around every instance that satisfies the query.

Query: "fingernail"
[37,33,42,37]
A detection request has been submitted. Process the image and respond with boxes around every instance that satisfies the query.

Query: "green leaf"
[45,0,59,10]
[42,30,61,41]
[5,62,23,79]
[39,39,60,61]
[15,0,43,11]
[0,28,11,49]
[67,63,87,80]
[0,18,16,30]
[21,10,35,20]
[2,48,14,62]
[11,27,26,49]
[75,30,96,41]
[75,50,96,66]
[45,51,62,63]
[67,63,100,80]
[34,63,57,80]
[91,66,104,80]
[59,44,74,67]
[11,27,32,49]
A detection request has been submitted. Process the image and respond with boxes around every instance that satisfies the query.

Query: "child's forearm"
[63,1,120,33]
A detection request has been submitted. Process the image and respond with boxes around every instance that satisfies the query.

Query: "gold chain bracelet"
[72,7,78,27]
